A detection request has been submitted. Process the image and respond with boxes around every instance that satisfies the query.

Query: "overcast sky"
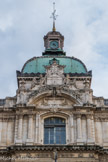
[0,0,108,98]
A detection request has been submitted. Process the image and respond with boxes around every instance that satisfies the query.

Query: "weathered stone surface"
[0,27,108,161]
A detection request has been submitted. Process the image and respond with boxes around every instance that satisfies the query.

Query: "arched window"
[44,117,66,144]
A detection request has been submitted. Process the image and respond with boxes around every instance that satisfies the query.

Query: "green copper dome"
[22,56,87,74]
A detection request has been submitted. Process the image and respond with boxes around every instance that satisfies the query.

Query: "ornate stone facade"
[0,30,108,162]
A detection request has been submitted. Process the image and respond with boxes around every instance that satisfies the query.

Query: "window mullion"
[49,128,50,144]
[54,127,56,144]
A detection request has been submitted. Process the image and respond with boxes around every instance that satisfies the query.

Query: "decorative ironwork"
[50,2,58,31]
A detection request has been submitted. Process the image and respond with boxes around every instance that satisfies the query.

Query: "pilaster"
[15,115,23,144]
[70,114,74,144]
[87,115,94,144]
[35,113,39,144]
[82,115,87,143]
[76,114,83,144]
[7,119,12,145]
[26,115,33,144]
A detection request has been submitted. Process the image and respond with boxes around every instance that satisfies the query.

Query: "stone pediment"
[27,85,83,108]
[28,96,75,109]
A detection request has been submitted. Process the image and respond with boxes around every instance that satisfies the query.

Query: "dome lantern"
[43,31,66,56]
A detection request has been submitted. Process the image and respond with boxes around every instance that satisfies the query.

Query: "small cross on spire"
[50,2,58,32]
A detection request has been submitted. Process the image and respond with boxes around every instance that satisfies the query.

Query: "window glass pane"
[44,128,49,144]
[55,118,59,124]
[45,117,65,126]
[44,118,50,125]
[56,127,61,144]
[50,128,54,144]
[61,127,66,144]
[44,117,66,144]
[50,118,54,124]
[61,119,65,124]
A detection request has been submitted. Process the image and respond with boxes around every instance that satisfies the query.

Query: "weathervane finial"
[50,2,58,32]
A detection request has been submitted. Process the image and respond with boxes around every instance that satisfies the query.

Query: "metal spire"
[50,2,58,32]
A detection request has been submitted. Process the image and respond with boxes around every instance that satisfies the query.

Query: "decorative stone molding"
[8,145,104,152]
[94,113,108,122]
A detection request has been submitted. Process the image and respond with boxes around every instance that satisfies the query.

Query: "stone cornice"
[17,71,92,78]
[6,145,107,154]
[0,107,16,111]
[74,105,96,110]
[95,107,108,111]
[94,113,108,121]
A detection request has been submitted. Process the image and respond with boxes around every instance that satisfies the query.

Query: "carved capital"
[86,114,92,119]
[18,115,23,119]
[28,115,33,118]
[76,114,81,118]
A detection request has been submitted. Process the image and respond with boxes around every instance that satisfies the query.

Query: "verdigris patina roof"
[21,56,88,74]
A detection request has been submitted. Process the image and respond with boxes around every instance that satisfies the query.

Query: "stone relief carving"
[31,77,39,88]
[49,107,61,113]
[19,80,26,91]
[31,96,74,109]
[16,79,30,104]
[44,59,65,85]
[27,84,84,107]
[17,91,29,105]
[83,80,90,89]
